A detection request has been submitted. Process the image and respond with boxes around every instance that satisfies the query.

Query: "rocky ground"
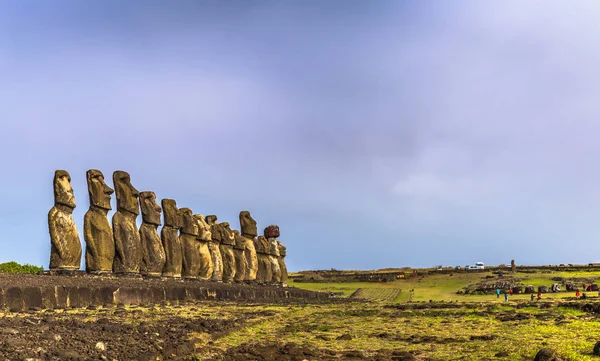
[2,297,599,360]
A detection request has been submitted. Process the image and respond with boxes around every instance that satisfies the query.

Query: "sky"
[1,1,600,271]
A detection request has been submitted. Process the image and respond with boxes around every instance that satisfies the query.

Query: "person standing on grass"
[530,294,535,301]
[496,289,500,298]
[504,290,508,301]
[576,290,580,299]
[537,291,542,300]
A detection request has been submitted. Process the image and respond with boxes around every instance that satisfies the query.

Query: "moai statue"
[194,214,215,280]
[139,191,166,277]
[161,199,182,278]
[239,211,259,282]
[511,259,516,273]
[112,171,142,275]
[215,219,236,283]
[48,170,82,271]
[232,230,247,282]
[268,237,282,284]
[179,208,200,279]
[84,169,115,274]
[277,240,288,286]
[254,236,272,284]
[264,225,282,284]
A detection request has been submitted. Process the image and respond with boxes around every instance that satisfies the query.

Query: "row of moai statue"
[48,170,288,285]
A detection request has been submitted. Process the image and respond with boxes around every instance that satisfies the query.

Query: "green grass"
[199,301,600,361]
[290,270,600,302]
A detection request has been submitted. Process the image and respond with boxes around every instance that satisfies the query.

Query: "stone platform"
[0,272,326,312]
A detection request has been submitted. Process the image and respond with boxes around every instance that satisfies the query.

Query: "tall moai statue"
[179,208,201,279]
[232,230,247,282]
[239,211,259,282]
[112,171,142,275]
[277,240,288,287]
[161,199,183,278]
[216,219,236,283]
[139,191,166,277]
[48,170,82,271]
[195,214,218,281]
[511,259,516,273]
[84,169,115,274]
[254,236,272,284]
[264,225,282,284]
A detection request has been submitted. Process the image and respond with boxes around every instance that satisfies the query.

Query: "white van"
[475,262,485,270]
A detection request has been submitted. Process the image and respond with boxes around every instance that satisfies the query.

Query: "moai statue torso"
[48,170,82,271]
[196,214,218,281]
[84,169,115,274]
[239,211,259,282]
[268,237,282,283]
[277,240,288,286]
[112,171,142,275]
[264,225,282,284]
[216,219,236,283]
[232,229,247,282]
[180,208,200,279]
[161,199,182,278]
[255,236,273,284]
[139,191,166,277]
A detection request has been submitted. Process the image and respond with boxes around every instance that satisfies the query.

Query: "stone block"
[5,287,24,312]
[115,287,142,305]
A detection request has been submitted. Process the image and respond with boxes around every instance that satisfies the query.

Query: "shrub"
[0,261,43,274]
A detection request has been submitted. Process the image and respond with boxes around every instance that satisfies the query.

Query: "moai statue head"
[220,222,234,242]
[54,170,76,208]
[86,169,114,210]
[179,208,198,236]
[194,214,212,241]
[232,229,246,248]
[113,171,140,215]
[205,215,218,225]
[277,240,286,257]
[162,198,182,228]
[239,210,258,237]
[139,191,161,226]
[264,225,280,239]
[256,235,268,253]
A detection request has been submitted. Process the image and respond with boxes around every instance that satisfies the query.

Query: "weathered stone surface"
[161,199,182,278]
[84,170,115,274]
[239,211,258,281]
[511,259,516,273]
[195,214,212,242]
[233,230,247,282]
[180,208,200,279]
[268,237,282,283]
[49,170,82,270]
[239,210,258,237]
[244,236,258,281]
[264,225,280,239]
[196,215,219,281]
[277,241,288,286]
[139,191,165,276]
[219,222,236,283]
[255,236,272,284]
[112,171,142,275]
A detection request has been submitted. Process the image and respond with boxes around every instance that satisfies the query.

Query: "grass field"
[196,299,600,361]
[290,270,600,302]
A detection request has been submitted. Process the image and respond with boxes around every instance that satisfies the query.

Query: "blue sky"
[2,1,600,271]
